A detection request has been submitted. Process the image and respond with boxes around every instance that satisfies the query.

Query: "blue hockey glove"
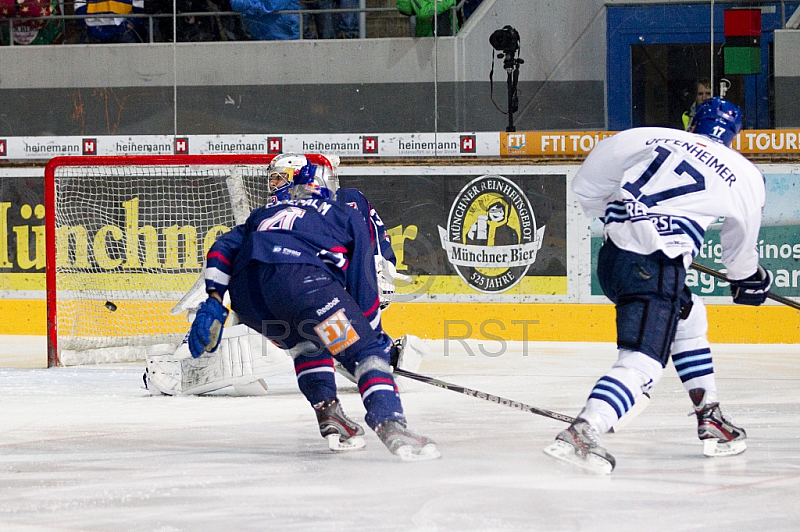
[188,297,229,358]
[730,265,772,306]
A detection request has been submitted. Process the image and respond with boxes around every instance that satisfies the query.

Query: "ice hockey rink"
[1,338,799,531]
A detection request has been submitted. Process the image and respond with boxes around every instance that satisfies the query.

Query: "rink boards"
[0,161,798,353]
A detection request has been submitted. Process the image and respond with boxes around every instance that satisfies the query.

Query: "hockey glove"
[730,265,772,306]
[188,297,229,358]
[375,256,413,310]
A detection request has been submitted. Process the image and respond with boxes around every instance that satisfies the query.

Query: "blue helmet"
[690,97,742,147]
[291,163,338,201]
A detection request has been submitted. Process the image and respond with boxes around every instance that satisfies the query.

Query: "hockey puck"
[104,301,118,312]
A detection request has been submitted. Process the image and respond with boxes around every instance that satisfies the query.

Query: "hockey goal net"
[44,154,287,367]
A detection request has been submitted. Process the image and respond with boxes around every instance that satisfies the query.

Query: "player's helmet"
[291,163,339,201]
[690,97,742,147]
[267,153,308,198]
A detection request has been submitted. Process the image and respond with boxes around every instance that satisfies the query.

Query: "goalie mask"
[268,153,308,201]
[291,163,339,201]
[690,97,742,148]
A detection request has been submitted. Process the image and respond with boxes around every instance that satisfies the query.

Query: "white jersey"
[573,127,765,280]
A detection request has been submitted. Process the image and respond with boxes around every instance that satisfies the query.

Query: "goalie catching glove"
[730,265,772,306]
[188,296,229,358]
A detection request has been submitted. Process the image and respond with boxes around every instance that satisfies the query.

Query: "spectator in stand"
[460,0,483,21]
[396,0,458,37]
[147,0,248,42]
[336,0,359,38]
[299,0,335,39]
[74,0,147,43]
[1,0,64,45]
[230,0,299,40]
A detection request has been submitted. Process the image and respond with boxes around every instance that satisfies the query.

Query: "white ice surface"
[1,339,799,531]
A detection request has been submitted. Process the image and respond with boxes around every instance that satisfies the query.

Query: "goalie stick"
[690,262,800,311]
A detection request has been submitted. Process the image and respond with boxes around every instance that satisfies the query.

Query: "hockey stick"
[393,368,575,424]
[690,262,800,311]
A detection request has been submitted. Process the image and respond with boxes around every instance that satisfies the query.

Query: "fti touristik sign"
[438,175,545,293]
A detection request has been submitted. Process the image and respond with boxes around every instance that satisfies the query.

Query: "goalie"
[144,153,423,397]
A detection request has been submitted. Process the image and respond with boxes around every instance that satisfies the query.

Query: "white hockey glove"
[375,256,412,310]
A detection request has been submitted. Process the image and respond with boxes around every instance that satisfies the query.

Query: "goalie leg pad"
[391,334,427,373]
[145,324,293,395]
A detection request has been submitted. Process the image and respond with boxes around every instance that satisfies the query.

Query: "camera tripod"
[500,50,523,132]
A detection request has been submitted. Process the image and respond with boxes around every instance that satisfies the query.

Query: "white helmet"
[267,153,307,196]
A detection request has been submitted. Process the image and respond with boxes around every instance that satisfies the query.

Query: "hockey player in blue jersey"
[187,162,439,461]
[544,98,772,474]
[266,154,417,375]
[267,153,409,310]
[143,153,422,396]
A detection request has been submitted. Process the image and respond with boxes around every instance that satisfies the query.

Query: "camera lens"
[489,26,519,52]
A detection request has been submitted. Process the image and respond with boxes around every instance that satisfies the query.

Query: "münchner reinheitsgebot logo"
[438,175,545,293]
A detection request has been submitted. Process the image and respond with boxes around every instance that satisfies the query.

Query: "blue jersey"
[340,188,396,265]
[205,196,382,324]
[268,187,395,265]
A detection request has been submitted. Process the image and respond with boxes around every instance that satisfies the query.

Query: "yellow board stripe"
[1,300,796,343]
[381,303,799,344]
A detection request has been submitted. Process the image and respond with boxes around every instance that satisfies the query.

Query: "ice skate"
[690,389,747,457]
[543,419,616,474]
[375,419,441,461]
[314,398,366,452]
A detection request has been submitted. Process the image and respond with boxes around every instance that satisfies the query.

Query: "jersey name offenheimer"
[644,137,737,186]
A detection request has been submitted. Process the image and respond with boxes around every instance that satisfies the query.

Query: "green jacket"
[397,0,459,37]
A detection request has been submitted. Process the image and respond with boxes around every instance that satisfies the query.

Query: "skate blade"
[543,440,614,475]
[394,443,441,462]
[702,438,747,457]
[326,434,366,452]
